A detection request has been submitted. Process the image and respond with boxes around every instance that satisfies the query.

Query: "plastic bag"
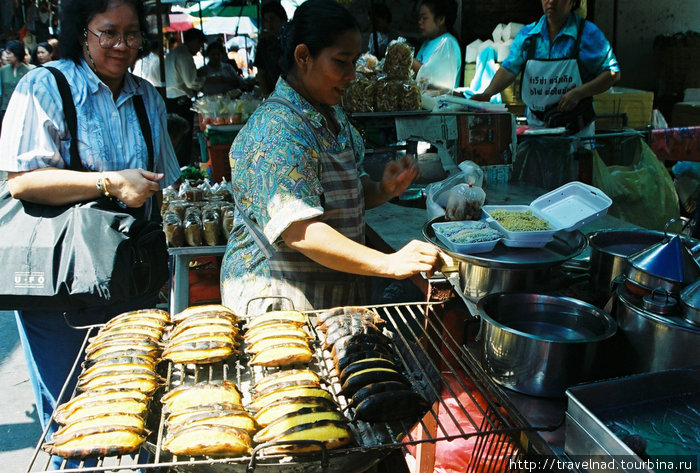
[426,161,485,219]
[415,36,460,92]
[592,139,680,231]
[445,183,486,220]
[383,39,413,80]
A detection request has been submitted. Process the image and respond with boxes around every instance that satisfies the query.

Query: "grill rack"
[27,302,526,473]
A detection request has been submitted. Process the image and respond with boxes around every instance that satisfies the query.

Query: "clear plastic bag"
[592,139,680,231]
[415,36,460,92]
[445,183,486,221]
[383,39,414,80]
[425,161,485,219]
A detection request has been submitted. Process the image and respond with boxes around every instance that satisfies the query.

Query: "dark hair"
[572,0,581,10]
[262,1,288,23]
[280,0,359,74]
[58,0,148,63]
[372,3,391,24]
[419,0,457,31]
[5,40,26,62]
[183,28,206,44]
[31,41,54,64]
[205,41,226,56]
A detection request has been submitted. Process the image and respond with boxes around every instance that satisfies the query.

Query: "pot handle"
[663,217,681,237]
[610,273,626,293]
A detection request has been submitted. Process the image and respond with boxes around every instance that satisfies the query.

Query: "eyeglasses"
[85,28,143,49]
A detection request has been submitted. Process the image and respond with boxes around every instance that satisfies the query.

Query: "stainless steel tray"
[565,367,700,471]
[423,216,587,269]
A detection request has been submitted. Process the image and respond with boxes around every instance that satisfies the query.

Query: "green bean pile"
[489,209,552,232]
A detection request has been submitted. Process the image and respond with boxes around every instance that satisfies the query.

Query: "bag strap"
[132,94,155,172]
[44,66,83,172]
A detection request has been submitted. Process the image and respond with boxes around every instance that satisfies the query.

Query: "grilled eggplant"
[248,343,313,367]
[260,419,353,454]
[349,380,411,408]
[338,357,398,385]
[163,424,252,457]
[247,310,307,329]
[253,406,346,443]
[162,381,242,413]
[43,426,146,459]
[253,396,339,427]
[247,385,334,412]
[340,368,408,397]
[252,369,320,394]
[353,389,430,422]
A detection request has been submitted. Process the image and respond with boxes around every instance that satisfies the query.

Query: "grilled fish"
[163,424,251,457]
[43,425,146,459]
[248,343,312,367]
[253,396,339,427]
[253,406,346,443]
[162,381,242,413]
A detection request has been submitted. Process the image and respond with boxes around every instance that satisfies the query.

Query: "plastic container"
[432,221,501,254]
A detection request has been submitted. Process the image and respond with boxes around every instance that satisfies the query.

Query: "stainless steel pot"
[587,229,666,304]
[614,286,700,374]
[475,293,617,398]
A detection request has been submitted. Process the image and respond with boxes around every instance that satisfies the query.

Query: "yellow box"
[464,63,523,106]
[593,87,654,129]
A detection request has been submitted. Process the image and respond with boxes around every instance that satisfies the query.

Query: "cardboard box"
[464,62,523,105]
[672,101,700,127]
[593,87,654,129]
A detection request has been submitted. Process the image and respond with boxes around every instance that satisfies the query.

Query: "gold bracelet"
[101,176,112,198]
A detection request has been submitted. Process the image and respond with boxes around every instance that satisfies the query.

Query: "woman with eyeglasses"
[0,0,179,453]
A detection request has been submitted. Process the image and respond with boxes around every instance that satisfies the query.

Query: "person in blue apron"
[220,0,439,316]
[472,0,620,136]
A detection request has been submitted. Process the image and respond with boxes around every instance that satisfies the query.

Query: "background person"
[471,0,620,135]
[0,0,179,447]
[198,41,243,95]
[165,27,206,167]
[411,0,462,88]
[220,0,439,315]
[367,3,396,59]
[0,40,32,129]
[253,0,287,97]
[31,41,54,65]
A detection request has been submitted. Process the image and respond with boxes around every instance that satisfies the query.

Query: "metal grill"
[27,302,525,473]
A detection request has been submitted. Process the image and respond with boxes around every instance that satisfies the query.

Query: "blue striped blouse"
[0,58,179,187]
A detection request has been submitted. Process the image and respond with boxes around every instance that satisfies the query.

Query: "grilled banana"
[253,396,339,427]
[324,322,381,349]
[340,367,408,398]
[85,342,161,361]
[167,407,257,433]
[338,357,398,385]
[163,424,251,457]
[82,353,157,370]
[172,304,237,324]
[245,336,309,355]
[260,420,353,454]
[54,413,146,438]
[60,399,148,425]
[353,389,430,422]
[162,381,242,413]
[251,379,322,402]
[253,406,346,443]
[248,343,312,367]
[78,375,162,395]
[330,332,392,359]
[106,308,170,325]
[79,362,158,383]
[334,350,394,374]
[244,325,310,345]
[247,310,307,329]
[161,341,237,365]
[252,369,320,394]
[169,323,238,340]
[76,368,160,392]
[349,380,411,408]
[43,425,146,459]
[247,385,334,412]
[53,390,148,425]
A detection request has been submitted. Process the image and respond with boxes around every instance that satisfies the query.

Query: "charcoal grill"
[27,302,528,473]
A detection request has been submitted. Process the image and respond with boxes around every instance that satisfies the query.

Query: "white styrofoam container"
[482,205,558,247]
[530,181,612,232]
[432,221,501,254]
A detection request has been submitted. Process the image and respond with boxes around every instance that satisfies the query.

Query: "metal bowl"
[475,293,617,397]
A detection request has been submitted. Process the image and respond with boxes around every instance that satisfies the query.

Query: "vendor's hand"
[380,155,420,198]
[558,88,585,112]
[386,240,439,279]
[470,93,491,102]
[106,169,164,208]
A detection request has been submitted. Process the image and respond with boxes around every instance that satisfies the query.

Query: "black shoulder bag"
[0,67,169,311]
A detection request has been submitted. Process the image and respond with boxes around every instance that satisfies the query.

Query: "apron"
[233,96,371,314]
[520,18,594,136]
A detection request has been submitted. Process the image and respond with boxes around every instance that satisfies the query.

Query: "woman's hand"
[558,88,585,112]
[470,93,491,102]
[106,169,164,208]
[380,155,420,199]
[384,240,439,279]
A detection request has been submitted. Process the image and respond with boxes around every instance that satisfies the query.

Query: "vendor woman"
[221,0,439,315]
[472,0,620,135]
